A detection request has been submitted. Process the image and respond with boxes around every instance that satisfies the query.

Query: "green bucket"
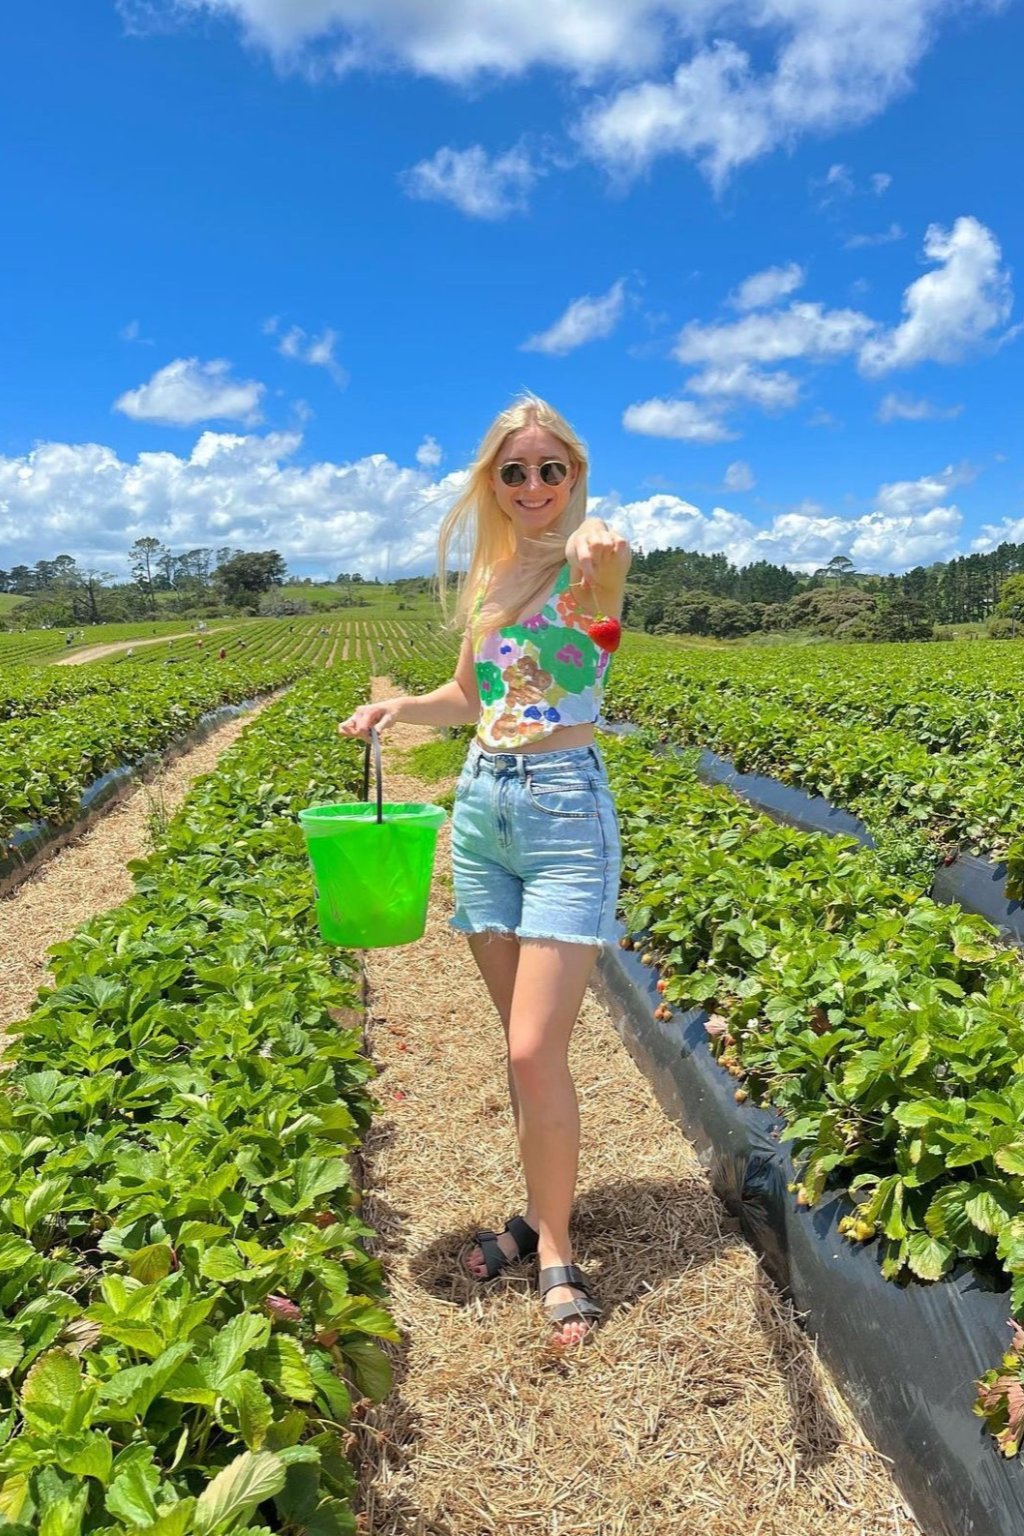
[299,726,448,949]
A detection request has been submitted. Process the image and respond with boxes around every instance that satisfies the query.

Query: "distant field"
[0,594,28,615]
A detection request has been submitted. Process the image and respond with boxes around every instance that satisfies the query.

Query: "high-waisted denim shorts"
[448,736,622,948]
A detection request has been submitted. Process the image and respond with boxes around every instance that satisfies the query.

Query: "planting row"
[601,728,1024,1452]
[607,640,1024,897]
[0,663,395,1535]
[0,647,325,850]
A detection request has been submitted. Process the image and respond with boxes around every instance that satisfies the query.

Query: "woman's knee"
[508,1031,570,1093]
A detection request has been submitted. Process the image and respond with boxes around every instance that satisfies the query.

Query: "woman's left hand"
[566,518,630,590]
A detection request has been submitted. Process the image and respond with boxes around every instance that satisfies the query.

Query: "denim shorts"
[448,737,622,948]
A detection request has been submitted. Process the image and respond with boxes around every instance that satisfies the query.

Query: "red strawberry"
[587,615,622,652]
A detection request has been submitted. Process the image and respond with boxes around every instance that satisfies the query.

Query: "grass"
[0,595,28,615]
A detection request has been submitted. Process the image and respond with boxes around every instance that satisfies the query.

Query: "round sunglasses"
[498,459,569,488]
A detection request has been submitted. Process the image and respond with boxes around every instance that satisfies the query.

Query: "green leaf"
[21,1349,82,1432]
[338,1338,392,1404]
[0,1472,33,1525]
[904,1232,955,1282]
[105,1449,160,1528]
[40,1487,89,1536]
[994,1144,1024,1176]
[128,1245,175,1284]
[222,1371,274,1452]
[193,1452,287,1536]
[55,1432,114,1485]
[135,1499,196,1536]
[257,1336,315,1402]
[306,1350,351,1425]
[97,1342,193,1422]
[0,1330,25,1379]
[199,1246,247,1283]
[209,1314,271,1389]
[965,1180,1017,1238]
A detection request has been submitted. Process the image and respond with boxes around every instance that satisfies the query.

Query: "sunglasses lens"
[540,461,568,486]
[500,462,527,486]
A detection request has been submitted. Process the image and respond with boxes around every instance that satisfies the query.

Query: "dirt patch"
[54,628,224,666]
[356,677,919,1536]
[0,700,271,1036]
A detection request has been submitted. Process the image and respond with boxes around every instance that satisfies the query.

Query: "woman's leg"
[463,931,538,1278]
[506,937,600,1345]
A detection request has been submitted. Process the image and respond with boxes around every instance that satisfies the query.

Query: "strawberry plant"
[0,664,397,1532]
[603,731,1024,1451]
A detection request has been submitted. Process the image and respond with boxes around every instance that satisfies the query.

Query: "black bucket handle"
[360,724,384,824]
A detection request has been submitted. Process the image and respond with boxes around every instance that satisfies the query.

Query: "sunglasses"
[498,459,570,488]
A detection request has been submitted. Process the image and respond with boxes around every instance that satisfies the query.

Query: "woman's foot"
[463,1213,539,1280]
[539,1260,602,1348]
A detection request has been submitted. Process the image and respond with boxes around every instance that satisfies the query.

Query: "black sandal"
[464,1214,539,1281]
[539,1264,602,1341]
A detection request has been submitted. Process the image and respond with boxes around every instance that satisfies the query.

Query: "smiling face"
[491,423,578,545]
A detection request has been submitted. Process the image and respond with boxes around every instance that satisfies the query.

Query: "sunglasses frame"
[497,458,570,488]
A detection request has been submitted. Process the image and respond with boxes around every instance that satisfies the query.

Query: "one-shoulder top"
[470,561,614,749]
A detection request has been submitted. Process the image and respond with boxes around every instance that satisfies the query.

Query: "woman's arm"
[392,632,480,727]
[566,517,632,611]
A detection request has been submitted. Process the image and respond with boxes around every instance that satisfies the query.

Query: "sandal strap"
[546,1295,603,1325]
[473,1231,505,1280]
[504,1215,538,1256]
[538,1263,590,1298]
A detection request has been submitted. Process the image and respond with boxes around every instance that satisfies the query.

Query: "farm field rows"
[0,617,457,850]
[0,663,397,1531]
[609,634,1024,896]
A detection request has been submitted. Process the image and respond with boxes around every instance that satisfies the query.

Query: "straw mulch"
[355,678,921,1536]
[0,700,272,1037]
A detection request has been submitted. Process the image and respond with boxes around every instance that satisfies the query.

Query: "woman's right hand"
[337,698,404,742]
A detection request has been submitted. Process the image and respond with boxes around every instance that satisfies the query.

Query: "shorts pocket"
[525,774,599,819]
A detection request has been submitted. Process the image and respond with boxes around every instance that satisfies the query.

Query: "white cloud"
[266,319,347,385]
[871,172,893,195]
[400,143,539,219]
[622,397,736,442]
[152,2,999,189]
[662,217,1011,396]
[730,262,805,312]
[675,301,875,368]
[686,362,800,411]
[860,216,1014,374]
[588,465,966,572]
[845,222,905,249]
[118,319,155,345]
[877,392,963,423]
[0,429,979,580]
[416,435,443,469]
[724,460,755,491]
[0,430,466,577]
[972,516,1024,552]
[579,2,956,188]
[873,462,975,515]
[114,358,265,426]
[521,279,626,355]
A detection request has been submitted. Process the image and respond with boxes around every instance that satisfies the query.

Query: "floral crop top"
[470,561,614,749]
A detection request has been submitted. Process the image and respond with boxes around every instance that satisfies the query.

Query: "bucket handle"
[361,725,384,824]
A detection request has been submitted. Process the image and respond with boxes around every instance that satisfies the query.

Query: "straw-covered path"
[355,677,920,1536]
[0,700,273,1039]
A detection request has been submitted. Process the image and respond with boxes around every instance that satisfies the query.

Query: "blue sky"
[1,0,1022,580]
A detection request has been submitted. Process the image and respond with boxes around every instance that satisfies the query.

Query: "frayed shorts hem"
[448,917,606,948]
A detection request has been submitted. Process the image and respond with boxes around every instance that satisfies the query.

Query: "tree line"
[626,540,1024,639]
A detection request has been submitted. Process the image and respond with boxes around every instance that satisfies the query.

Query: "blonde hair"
[434,392,589,638]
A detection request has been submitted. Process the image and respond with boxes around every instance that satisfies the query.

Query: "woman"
[338,394,630,1347]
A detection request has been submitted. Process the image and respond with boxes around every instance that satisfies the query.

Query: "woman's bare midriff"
[475,721,596,755]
